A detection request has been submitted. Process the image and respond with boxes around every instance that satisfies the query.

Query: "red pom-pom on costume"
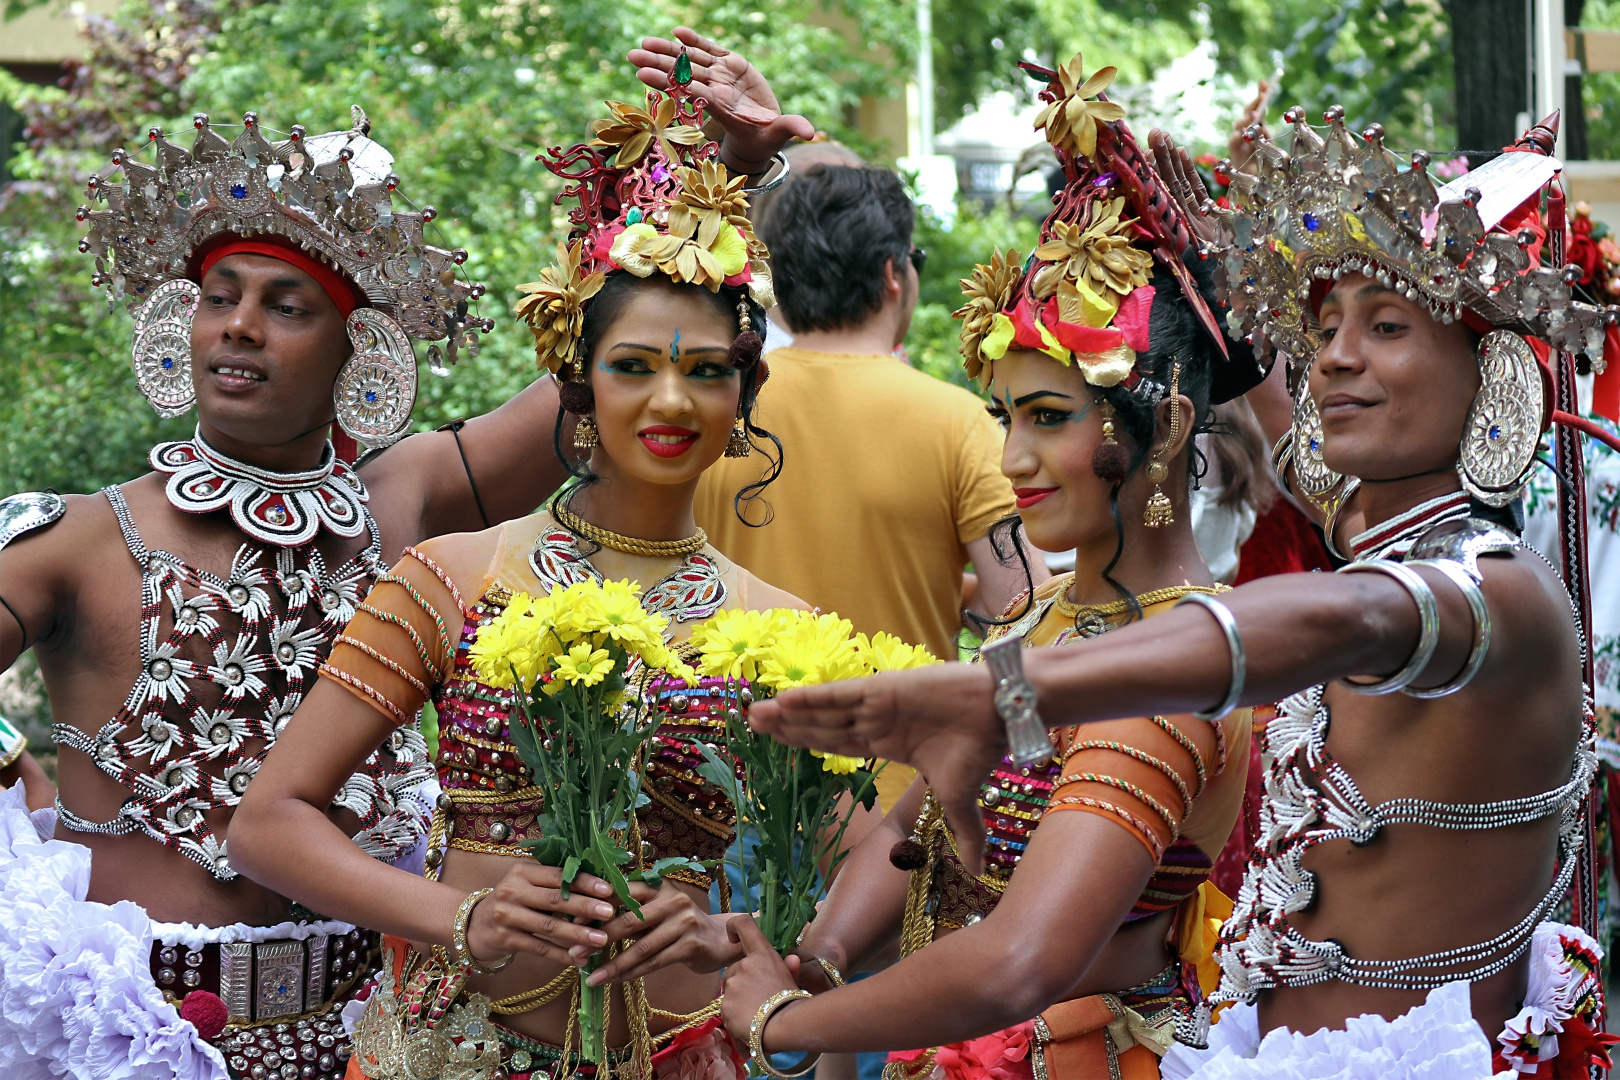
[179,990,228,1042]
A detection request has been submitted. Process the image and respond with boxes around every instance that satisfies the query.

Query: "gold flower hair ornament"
[515,239,606,374]
[954,248,1026,385]
[1032,197,1154,328]
[609,163,767,296]
[1034,53,1128,159]
[589,95,707,168]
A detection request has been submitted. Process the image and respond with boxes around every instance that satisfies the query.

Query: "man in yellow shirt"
[695,164,1043,811]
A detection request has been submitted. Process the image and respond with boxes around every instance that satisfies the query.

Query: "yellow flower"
[812,750,864,775]
[1034,52,1128,159]
[553,642,615,687]
[469,592,556,690]
[708,225,749,278]
[574,579,668,652]
[691,608,783,682]
[514,240,606,375]
[856,632,939,674]
[758,611,861,691]
[667,161,752,250]
[954,249,1025,386]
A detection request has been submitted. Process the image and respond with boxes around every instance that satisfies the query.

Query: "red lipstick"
[1014,487,1058,509]
[638,425,699,459]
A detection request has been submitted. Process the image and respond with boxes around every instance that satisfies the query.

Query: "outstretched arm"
[752,554,1564,873]
[629,28,816,177]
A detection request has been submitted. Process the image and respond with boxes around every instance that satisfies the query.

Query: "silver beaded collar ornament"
[152,430,369,548]
[78,105,494,448]
[1210,109,1620,508]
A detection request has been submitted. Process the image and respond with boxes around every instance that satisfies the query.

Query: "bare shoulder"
[716,554,808,613]
[1,488,120,575]
[408,519,511,604]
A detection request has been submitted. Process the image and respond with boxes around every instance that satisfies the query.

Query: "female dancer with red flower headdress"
[232,32,822,1080]
[710,54,1269,1080]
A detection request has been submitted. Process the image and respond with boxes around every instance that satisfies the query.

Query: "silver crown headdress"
[77,105,492,448]
[1214,108,1610,369]
[1209,108,1618,509]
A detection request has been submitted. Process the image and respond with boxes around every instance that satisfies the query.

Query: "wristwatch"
[980,634,1052,767]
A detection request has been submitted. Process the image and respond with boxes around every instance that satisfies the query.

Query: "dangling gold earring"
[725,417,751,457]
[573,413,599,450]
[1142,362,1181,528]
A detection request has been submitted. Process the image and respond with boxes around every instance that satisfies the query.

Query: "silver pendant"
[1290,375,1346,511]
[131,278,200,417]
[335,308,417,448]
[1458,330,1543,507]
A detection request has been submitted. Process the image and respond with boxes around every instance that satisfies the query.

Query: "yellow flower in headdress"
[1032,198,1154,326]
[607,164,757,292]
[590,94,706,168]
[954,248,1025,385]
[1035,52,1128,159]
[514,240,606,374]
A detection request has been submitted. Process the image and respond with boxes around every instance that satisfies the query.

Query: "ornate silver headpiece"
[77,106,493,447]
[1213,107,1613,373]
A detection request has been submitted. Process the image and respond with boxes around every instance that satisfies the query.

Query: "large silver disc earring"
[1458,330,1543,507]
[131,279,200,417]
[1291,375,1347,513]
[335,309,418,449]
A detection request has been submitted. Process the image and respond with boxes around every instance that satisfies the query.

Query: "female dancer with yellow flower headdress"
[714,54,1266,1080]
[232,31,814,1080]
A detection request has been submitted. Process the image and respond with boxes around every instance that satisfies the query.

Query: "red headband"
[196,236,368,317]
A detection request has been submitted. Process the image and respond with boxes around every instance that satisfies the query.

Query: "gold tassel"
[1142,362,1181,528]
[574,413,599,450]
[724,418,751,457]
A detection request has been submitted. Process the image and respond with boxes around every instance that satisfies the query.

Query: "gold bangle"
[813,956,845,988]
[451,887,514,975]
[749,989,819,1079]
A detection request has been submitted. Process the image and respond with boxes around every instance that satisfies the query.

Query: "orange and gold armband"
[319,547,465,725]
[1044,715,1211,863]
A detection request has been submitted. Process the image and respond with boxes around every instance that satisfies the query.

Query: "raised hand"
[747,664,1007,876]
[629,27,815,175]
[1148,130,1221,251]
[465,862,618,968]
[583,878,741,985]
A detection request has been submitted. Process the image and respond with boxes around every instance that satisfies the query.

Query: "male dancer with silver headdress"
[0,29,807,1079]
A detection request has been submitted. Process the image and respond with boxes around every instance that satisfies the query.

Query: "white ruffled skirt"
[0,781,231,1080]
[1158,981,1500,1080]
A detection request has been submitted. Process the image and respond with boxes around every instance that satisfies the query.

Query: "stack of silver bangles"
[1339,559,1490,698]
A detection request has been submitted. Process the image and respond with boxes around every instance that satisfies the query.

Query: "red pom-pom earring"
[1091,399,1129,484]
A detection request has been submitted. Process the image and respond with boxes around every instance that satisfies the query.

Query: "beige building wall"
[1,0,116,68]
[803,4,911,162]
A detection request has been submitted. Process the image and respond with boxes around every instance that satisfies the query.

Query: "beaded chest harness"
[52,474,432,881]
[1211,515,1597,1004]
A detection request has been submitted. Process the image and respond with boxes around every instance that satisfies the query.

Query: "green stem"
[579,953,605,1063]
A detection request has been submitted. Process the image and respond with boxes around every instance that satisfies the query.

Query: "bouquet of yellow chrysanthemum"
[684,608,939,951]
[468,578,699,1063]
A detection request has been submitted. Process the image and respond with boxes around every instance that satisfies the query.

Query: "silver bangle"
[1339,559,1441,695]
[740,151,790,194]
[1174,593,1245,721]
[980,633,1052,766]
[1402,559,1491,699]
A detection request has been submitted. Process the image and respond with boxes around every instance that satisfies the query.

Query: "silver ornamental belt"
[150,927,377,1025]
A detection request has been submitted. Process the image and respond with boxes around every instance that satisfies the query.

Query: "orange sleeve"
[1043,715,1214,863]
[318,546,465,725]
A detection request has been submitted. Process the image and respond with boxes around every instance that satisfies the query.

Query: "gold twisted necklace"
[552,501,708,558]
[1053,577,1227,619]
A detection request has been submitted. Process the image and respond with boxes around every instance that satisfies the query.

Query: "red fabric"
[196,236,367,317]
[650,1016,747,1080]
[1597,326,1620,423]
[1210,731,1264,899]
[1233,499,1335,584]
[1111,285,1155,353]
[1489,1016,1619,1077]
[1039,297,1125,354]
[331,426,361,465]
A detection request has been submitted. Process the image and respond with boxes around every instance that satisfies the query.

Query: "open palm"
[630,27,815,173]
